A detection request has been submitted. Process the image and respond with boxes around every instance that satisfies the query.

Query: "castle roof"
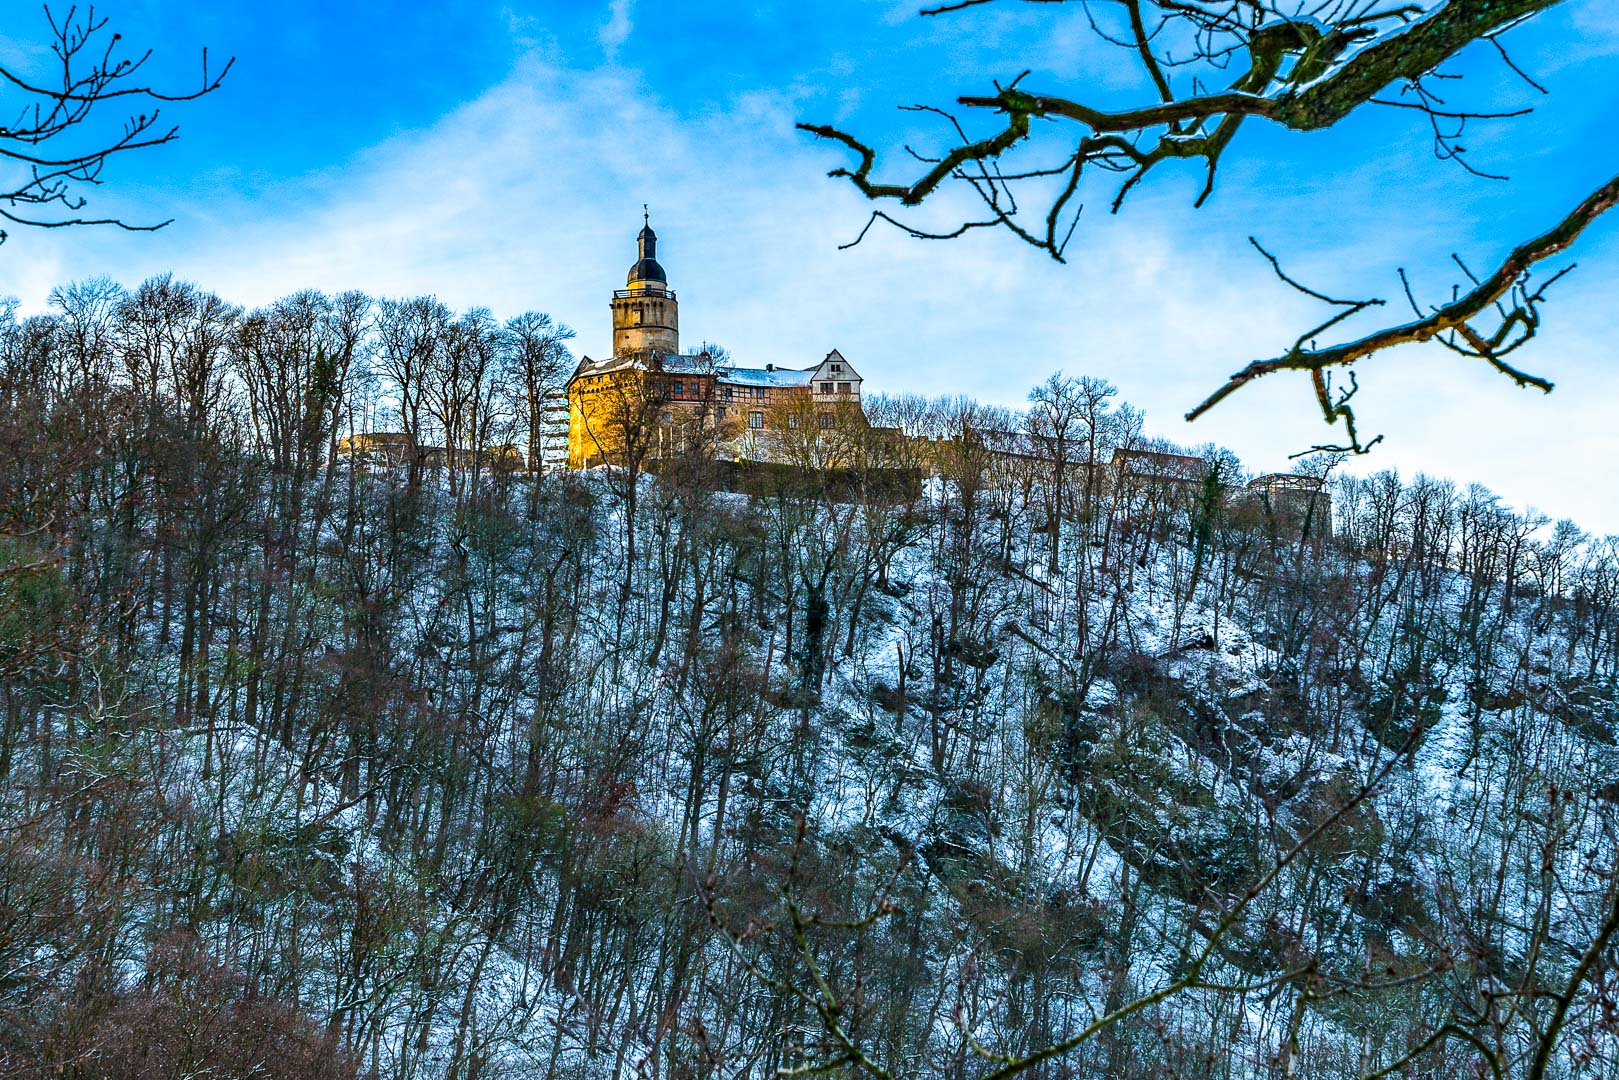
[1113,447,1207,480]
[1249,473,1325,491]
[570,354,644,381]
[718,366,814,388]
[569,351,722,383]
[568,352,826,389]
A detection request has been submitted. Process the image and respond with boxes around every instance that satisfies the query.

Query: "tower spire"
[628,214,664,283]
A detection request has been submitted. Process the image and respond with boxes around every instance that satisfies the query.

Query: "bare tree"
[501,311,574,474]
[375,296,450,487]
[575,361,670,603]
[426,306,505,500]
[1026,372,1084,575]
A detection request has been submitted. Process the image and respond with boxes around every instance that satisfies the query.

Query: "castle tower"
[610,213,679,356]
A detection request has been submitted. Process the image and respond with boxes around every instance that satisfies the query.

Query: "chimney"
[766,363,774,372]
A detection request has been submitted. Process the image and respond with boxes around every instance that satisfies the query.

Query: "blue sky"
[3,0,1616,529]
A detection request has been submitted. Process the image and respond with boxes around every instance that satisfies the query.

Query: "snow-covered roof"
[659,353,714,375]
[570,354,639,380]
[718,366,814,388]
[571,352,850,390]
[571,351,715,382]
[571,352,825,388]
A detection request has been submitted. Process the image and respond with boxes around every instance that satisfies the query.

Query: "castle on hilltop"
[561,218,866,470]
[337,216,1325,531]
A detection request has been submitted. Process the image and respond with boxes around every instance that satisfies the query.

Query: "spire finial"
[643,203,649,228]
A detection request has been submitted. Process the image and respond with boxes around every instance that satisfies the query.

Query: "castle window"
[819,383,833,394]
[673,380,684,396]
[749,411,764,429]
[722,386,733,400]
[819,413,834,429]
[661,411,672,423]
[838,382,851,394]
[753,386,766,401]
[787,414,800,430]
[831,363,843,374]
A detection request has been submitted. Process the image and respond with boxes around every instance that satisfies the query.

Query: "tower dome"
[627,221,666,286]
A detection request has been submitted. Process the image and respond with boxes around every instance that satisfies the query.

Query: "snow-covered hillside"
[2,290,1616,1079]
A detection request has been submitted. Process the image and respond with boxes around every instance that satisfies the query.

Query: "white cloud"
[4,46,1617,534]
[599,0,635,59]
[1549,0,1619,65]
[501,6,558,53]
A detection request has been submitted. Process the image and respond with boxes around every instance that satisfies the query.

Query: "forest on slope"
[0,277,1616,1079]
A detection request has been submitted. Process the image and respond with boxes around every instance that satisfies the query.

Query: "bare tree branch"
[798,0,1591,444]
[0,5,232,242]
[1185,172,1618,429]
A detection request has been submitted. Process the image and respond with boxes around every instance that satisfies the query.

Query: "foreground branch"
[801,0,1562,259]
[1185,171,1619,427]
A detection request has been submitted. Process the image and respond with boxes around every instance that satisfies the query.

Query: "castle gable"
[570,354,640,383]
[807,349,860,385]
